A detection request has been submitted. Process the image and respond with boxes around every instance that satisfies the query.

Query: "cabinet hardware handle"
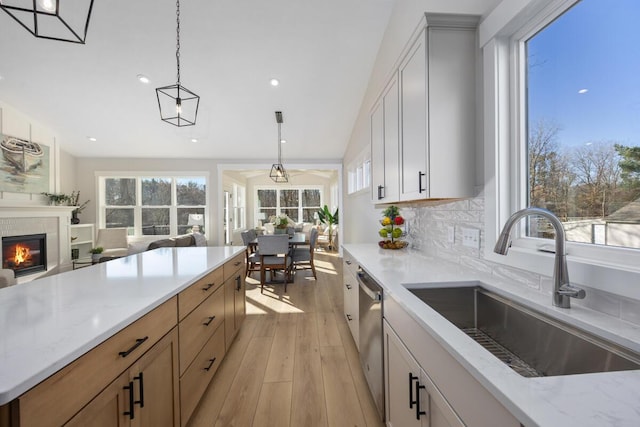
[134,372,144,408]
[377,185,385,200]
[202,282,215,291]
[345,260,352,265]
[415,381,427,420]
[409,373,418,409]
[235,276,242,291]
[418,171,425,193]
[118,336,148,358]
[204,357,217,371]
[123,381,135,419]
[346,314,353,321]
[345,283,352,290]
[203,316,216,326]
[234,261,242,266]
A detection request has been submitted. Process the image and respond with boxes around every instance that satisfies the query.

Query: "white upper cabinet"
[371,14,479,203]
[371,74,400,203]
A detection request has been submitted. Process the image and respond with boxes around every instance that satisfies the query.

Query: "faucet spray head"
[494,230,512,255]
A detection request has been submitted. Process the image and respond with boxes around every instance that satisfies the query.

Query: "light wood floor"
[187,252,384,427]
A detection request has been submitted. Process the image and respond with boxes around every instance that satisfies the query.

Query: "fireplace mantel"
[0,204,76,282]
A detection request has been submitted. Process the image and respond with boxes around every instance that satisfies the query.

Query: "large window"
[100,175,207,236]
[232,183,246,230]
[347,149,371,194]
[525,0,640,249]
[256,187,322,223]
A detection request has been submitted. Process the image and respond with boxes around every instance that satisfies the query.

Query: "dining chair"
[292,227,318,279]
[241,230,260,278]
[257,234,293,293]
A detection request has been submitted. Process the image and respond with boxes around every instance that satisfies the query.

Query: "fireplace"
[2,234,47,277]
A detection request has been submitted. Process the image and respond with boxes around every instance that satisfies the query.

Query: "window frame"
[482,0,640,300]
[254,185,323,224]
[347,148,371,195]
[97,172,208,238]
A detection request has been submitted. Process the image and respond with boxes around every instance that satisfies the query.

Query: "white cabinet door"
[399,28,427,202]
[371,75,400,203]
[371,97,385,202]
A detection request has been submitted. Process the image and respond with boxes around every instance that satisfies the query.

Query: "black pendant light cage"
[0,0,95,44]
[270,111,288,183]
[156,0,199,127]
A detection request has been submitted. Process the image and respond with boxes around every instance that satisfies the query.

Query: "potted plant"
[89,247,104,262]
[42,192,71,206]
[69,191,89,224]
[273,214,289,234]
[317,205,339,248]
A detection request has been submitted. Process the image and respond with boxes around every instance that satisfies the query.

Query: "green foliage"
[89,247,104,254]
[382,205,400,219]
[317,205,338,226]
[615,144,640,188]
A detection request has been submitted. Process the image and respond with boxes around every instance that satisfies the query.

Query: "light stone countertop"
[0,246,244,405]
[343,243,640,427]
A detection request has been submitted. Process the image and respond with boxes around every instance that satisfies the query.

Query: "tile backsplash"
[401,192,640,326]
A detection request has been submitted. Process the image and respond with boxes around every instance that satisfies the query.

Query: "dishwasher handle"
[357,271,382,302]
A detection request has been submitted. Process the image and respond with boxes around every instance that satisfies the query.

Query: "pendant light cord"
[278,122,282,163]
[175,0,181,85]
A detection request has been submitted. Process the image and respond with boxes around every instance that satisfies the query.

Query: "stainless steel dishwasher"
[357,267,384,421]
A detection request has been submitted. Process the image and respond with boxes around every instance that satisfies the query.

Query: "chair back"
[96,228,128,249]
[240,231,252,246]
[309,227,319,249]
[247,229,257,242]
[257,234,289,256]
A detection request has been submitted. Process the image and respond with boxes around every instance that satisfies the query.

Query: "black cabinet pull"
[418,171,425,193]
[345,260,352,265]
[409,373,418,409]
[203,316,216,326]
[346,314,353,321]
[415,380,427,420]
[134,372,144,408]
[345,283,352,290]
[119,336,148,358]
[234,261,242,266]
[123,381,135,419]
[235,276,242,291]
[202,282,215,291]
[377,184,385,200]
[204,357,217,371]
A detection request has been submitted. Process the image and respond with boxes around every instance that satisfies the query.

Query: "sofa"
[128,232,207,254]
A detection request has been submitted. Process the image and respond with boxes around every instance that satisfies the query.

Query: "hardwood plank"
[290,313,328,427]
[252,381,292,427]
[316,312,342,347]
[253,313,278,338]
[263,312,298,383]
[214,336,272,427]
[320,345,368,427]
[187,317,258,427]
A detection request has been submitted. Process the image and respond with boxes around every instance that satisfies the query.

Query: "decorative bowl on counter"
[378,205,407,249]
[378,240,408,250]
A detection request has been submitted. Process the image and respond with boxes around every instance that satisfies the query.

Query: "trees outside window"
[256,187,322,223]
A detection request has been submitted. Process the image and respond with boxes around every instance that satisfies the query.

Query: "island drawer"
[14,296,178,427]
[179,284,225,375]
[179,267,224,321]
[179,324,226,426]
[223,252,245,281]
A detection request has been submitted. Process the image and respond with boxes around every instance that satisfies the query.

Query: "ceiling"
[0,0,394,160]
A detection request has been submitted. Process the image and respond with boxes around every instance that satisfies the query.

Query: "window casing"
[232,183,246,231]
[255,186,322,223]
[347,150,371,194]
[99,174,207,237]
[483,0,640,299]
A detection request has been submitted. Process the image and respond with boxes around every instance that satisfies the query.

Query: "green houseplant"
[89,247,104,262]
[317,205,339,248]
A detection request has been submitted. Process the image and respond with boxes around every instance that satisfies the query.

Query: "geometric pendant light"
[270,111,289,183]
[0,0,95,44]
[155,0,199,127]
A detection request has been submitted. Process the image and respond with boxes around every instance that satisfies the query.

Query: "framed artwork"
[0,133,50,194]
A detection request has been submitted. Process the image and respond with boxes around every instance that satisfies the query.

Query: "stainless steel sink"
[407,286,640,377]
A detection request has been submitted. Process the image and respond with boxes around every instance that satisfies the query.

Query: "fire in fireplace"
[2,234,47,277]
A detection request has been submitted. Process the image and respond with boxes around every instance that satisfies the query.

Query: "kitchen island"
[0,245,245,426]
[344,244,640,427]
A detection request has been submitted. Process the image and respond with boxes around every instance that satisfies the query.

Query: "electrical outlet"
[461,227,480,249]
[447,226,455,243]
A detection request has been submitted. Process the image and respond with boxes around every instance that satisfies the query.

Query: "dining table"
[249,232,307,249]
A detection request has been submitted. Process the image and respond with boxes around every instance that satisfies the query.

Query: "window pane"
[257,189,277,208]
[260,208,276,221]
[142,208,170,235]
[526,0,640,249]
[280,189,299,207]
[302,189,320,207]
[282,208,299,222]
[142,178,171,206]
[105,178,135,205]
[302,208,318,223]
[178,208,205,235]
[105,208,134,228]
[177,178,206,205]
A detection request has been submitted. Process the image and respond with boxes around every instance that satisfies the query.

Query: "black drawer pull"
[203,316,216,326]
[377,184,385,200]
[409,373,418,409]
[134,372,144,408]
[418,171,425,193]
[202,282,215,291]
[345,260,352,265]
[415,381,427,419]
[204,357,217,371]
[345,283,352,290]
[123,381,135,419]
[235,275,242,291]
[234,261,242,266]
[119,336,148,358]
[346,314,353,321]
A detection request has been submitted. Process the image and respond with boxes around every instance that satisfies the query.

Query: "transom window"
[99,175,207,236]
[256,187,322,223]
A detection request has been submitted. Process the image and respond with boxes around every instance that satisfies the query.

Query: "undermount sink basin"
[407,285,640,377]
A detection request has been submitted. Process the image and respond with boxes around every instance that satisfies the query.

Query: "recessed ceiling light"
[578,88,588,94]
[137,74,150,84]
[191,138,198,143]
[270,78,280,87]
[87,137,97,142]
[280,139,286,144]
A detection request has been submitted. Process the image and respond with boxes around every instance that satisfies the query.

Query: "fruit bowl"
[378,240,408,250]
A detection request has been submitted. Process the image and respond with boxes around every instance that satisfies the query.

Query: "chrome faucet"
[494,207,586,308]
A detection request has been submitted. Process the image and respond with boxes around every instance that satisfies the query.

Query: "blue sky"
[527,0,640,148]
